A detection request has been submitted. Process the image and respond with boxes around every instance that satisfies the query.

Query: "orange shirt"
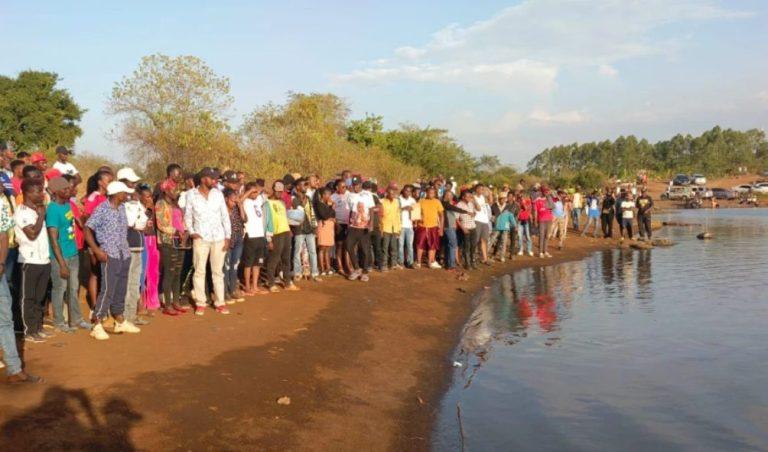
[418,198,443,228]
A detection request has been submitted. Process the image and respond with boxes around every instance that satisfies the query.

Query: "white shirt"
[183,187,231,242]
[621,200,635,219]
[243,195,266,238]
[399,196,416,229]
[124,199,148,229]
[331,191,351,225]
[52,161,79,176]
[474,194,490,224]
[348,191,375,213]
[14,204,50,264]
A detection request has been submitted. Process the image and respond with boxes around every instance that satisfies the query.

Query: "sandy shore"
[0,234,618,451]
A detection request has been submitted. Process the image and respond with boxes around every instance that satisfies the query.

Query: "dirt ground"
[0,233,617,451]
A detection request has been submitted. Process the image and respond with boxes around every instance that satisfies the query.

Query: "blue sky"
[2,0,766,167]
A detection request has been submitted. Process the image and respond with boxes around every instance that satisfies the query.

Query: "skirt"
[317,220,335,247]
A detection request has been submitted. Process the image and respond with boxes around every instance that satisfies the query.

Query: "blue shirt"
[0,171,14,196]
[553,200,565,218]
[85,201,130,259]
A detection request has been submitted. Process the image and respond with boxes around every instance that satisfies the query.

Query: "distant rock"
[697,232,714,240]
[651,238,675,247]
[630,241,653,250]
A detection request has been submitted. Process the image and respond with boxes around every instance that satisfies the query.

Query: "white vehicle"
[691,186,713,199]
[753,182,768,194]
[733,184,757,194]
[691,174,707,185]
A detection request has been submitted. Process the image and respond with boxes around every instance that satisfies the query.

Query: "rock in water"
[696,232,714,240]
[651,220,664,230]
[651,238,675,247]
[630,242,653,250]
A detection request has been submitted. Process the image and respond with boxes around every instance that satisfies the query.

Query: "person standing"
[456,190,478,270]
[47,177,89,333]
[291,178,320,282]
[415,187,444,269]
[118,168,149,325]
[52,146,82,186]
[184,167,232,315]
[600,189,615,238]
[331,179,351,275]
[441,189,469,270]
[636,188,654,241]
[345,177,375,281]
[84,181,140,340]
[580,191,601,238]
[15,179,52,343]
[222,188,246,304]
[241,180,270,294]
[533,187,554,258]
[548,191,569,250]
[265,181,298,292]
[0,192,41,382]
[379,184,402,271]
[154,181,190,314]
[472,184,491,265]
[516,192,534,256]
[398,185,417,269]
[620,193,636,240]
[571,187,583,231]
[313,186,336,276]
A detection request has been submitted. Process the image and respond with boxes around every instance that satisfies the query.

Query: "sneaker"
[285,283,300,291]
[24,334,46,343]
[133,317,151,326]
[114,320,141,334]
[528,251,534,257]
[268,286,280,293]
[499,258,506,263]
[517,251,523,256]
[162,308,180,316]
[360,274,370,282]
[544,252,552,258]
[348,270,362,281]
[312,275,323,282]
[75,320,92,330]
[413,263,422,269]
[54,324,75,334]
[225,299,237,305]
[194,306,206,316]
[0,360,4,369]
[215,306,230,315]
[429,261,442,269]
[90,323,110,341]
[37,330,54,339]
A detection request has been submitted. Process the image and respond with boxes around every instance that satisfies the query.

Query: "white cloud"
[529,109,587,125]
[333,0,749,92]
[598,64,619,78]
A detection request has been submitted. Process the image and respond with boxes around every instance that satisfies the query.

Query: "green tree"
[107,53,236,177]
[0,71,84,151]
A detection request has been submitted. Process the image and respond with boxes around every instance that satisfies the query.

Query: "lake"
[433,209,768,451]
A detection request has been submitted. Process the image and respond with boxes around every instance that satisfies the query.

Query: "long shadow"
[0,386,142,451]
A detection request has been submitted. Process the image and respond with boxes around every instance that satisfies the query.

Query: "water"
[433,209,768,451]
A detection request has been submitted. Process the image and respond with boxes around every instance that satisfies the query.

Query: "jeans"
[94,256,131,320]
[266,232,292,287]
[293,233,319,277]
[621,218,634,239]
[538,221,551,254]
[224,240,244,298]
[443,228,458,268]
[0,276,21,375]
[371,229,383,270]
[382,232,399,269]
[460,228,477,268]
[192,239,226,307]
[638,215,652,239]
[517,222,533,254]
[581,215,600,237]
[160,244,184,305]
[550,216,568,247]
[489,230,510,259]
[4,247,17,285]
[51,254,83,327]
[398,227,414,266]
[125,251,143,322]
[601,212,614,238]
[571,208,581,230]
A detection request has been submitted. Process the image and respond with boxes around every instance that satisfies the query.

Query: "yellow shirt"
[268,199,290,235]
[418,198,443,228]
[380,198,401,234]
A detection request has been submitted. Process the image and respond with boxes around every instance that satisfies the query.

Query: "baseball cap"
[107,181,135,196]
[222,170,239,183]
[55,146,72,155]
[199,167,219,180]
[117,167,141,183]
[48,176,70,192]
[31,152,47,163]
[351,176,362,186]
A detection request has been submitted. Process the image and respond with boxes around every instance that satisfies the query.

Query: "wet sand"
[0,234,616,451]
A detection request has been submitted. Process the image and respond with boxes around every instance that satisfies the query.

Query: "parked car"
[691,174,707,185]
[753,182,768,194]
[733,184,756,194]
[661,186,694,200]
[672,174,691,186]
[711,188,736,200]
[690,186,713,198]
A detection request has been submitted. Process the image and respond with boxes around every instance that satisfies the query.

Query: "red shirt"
[84,192,107,216]
[518,198,532,221]
[534,197,553,222]
[70,199,84,250]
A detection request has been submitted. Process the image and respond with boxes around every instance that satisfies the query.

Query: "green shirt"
[46,200,78,259]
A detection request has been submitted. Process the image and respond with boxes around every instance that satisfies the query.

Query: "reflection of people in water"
[1,386,142,450]
[534,294,557,332]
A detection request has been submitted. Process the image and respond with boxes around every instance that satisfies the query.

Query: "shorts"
[476,222,490,242]
[335,223,349,243]
[242,237,267,267]
[416,226,440,251]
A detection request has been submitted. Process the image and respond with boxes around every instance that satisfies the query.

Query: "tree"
[0,71,84,151]
[107,54,235,177]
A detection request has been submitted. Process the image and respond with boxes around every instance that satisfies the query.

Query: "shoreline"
[1,233,620,451]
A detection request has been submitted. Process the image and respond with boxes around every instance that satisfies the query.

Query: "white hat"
[107,181,135,196]
[116,167,141,183]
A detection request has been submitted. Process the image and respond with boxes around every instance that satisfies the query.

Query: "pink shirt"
[84,192,107,216]
[534,197,553,223]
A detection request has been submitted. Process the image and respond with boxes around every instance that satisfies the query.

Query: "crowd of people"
[0,144,655,384]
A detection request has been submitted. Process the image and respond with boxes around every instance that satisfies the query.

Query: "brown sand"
[0,235,618,451]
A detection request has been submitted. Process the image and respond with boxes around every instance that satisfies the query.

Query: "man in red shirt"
[533,187,554,258]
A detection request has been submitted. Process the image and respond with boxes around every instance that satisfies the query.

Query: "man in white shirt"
[331,179,351,273]
[241,179,269,294]
[14,179,51,343]
[472,184,491,265]
[117,167,148,326]
[345,177,375,281]
[184,167,232,315]
[52,146,82,186]
[398,184,417,268]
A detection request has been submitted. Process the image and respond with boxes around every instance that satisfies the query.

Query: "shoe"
[76,320,92,330]
[483,261,492,266]
[0,360,4,369]
[7,372,43,384]
[381,267,390,273]
[37,330,54,338]
[114,320,141,334]
[215,306,230,315]
[348,270,362,281]
[90,323,110,340]
[517,251,523,256]
[172,304,190,313]
[539,253,545,258]
[429,262,442,269]
[544,252,552,258]
[285,283,300,291]
[24,334,46,343]
[360,274,370,282]
[133,317,151,326]
[268,286,280,293]
[195,307,206,316]
[54,324,75,334]
[225,299,236,305]
[312,275,323,282]
[499,258,506,263]
[528,251,534,257]
[162,308,179,316]
[234,296,246,303]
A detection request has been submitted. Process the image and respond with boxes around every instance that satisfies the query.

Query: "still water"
[433,209,768,451]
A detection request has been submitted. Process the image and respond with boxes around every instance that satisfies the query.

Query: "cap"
[222,170,239,183]
[199,167,219,180]
[362,180,373,190]
[55,146,72,155]
[31,152,47,163]
[351,176,362,186]
[45,168,62,180]
[273,181,285,192]
[116,167,141,183]
[107,181,135,196]
[48,176,70,192]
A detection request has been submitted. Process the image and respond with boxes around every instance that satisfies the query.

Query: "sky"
[2,0,767,168]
